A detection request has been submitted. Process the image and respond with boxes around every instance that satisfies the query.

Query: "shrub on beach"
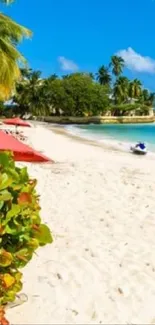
[0,151,52,325]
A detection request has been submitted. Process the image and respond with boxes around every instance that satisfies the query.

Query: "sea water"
[66,123,155,152]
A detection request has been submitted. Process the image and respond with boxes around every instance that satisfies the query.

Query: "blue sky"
[3,0,155,90]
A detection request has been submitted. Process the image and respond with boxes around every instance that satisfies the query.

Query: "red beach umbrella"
[3,117,31,127]
[0,131,53,163]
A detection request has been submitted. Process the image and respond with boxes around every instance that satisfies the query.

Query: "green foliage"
[113,76,129,104]
[0,4,32,100]
[129,79,142,98]
[96,65,111,86]
[110,103,151,116]
[110,55,125,77]
[0,102,4,115]
[8,58,154,118]
[14,72,110,117]
[0,152,52,306]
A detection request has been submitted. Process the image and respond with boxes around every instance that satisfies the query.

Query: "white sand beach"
[7,124,155,324]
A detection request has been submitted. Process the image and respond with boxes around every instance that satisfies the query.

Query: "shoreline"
[32,115,155,124]
[31,121,127,154]
[43,123,155,158]
[6,123,155,324]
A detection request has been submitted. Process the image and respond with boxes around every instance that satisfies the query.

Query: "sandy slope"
[7,124,155,324]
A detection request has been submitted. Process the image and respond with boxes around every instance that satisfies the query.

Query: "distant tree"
[138,89,155,107]
[48,73,110,116]
[113,76,129,104]
[109,103,151,117]
[96,65,111,86]
[46,79,66,115]
[62,74,69,79]
[143,92,155,107]
[13,70,47,116]
[0,0,15,3]
[20,68,32,80]
[129,79,142,98]
[12,62,152,118]
[88,72,94,80]
[149,92,155,106]
[110,55,124,77]
[48,74,58,82]
[142,89,150,101]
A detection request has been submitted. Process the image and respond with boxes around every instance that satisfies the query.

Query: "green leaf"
[13,281,23,293]
[5,222,22,235]
[20,167,29,183]
[33,224,53,245]
[19,233,30,241]
[15,248,33,264]
[12,184,22,190]
[0,152,10,167]
[31,213,41,224]
[0,250,13,267]
[0,173,13,190]
[27,238,39,250]
[0,190,12,201]
[3,273,15,288]
[5,291,16,303]
[5,224,17,235]
[6,204,20,222]
[0,201,4,209]
[7,167,19,181]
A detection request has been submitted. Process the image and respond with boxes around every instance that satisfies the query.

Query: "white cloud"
[58,56,78,72]
[117,47,155,73]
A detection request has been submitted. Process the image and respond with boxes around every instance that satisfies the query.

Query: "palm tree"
[113,76,129,104]
[88,72,94,80]
[0,1,31,99]
[96,65,111,86]
[110,55,124,77]
[129,79,142,98]
[0,0,15,5]
[149,92,155,105]
[0,0,14,3]
[28,71,42,85]
[48,74,58,82]
[142,92,155,107]
[20,68,33,80]
[14,69,51,116]
[142,89,150,101]
[62,74,69,79]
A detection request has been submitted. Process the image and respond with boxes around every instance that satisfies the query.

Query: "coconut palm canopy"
[0,0,15,5]
[96,65,111,86]
[110,55,125,77]
[0,0,32,100]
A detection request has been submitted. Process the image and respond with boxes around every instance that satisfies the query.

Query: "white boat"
[130,143,147,155]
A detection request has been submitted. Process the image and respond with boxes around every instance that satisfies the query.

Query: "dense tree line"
[1,52,155,118]
[7,55,153,118]
[0,2,154,118]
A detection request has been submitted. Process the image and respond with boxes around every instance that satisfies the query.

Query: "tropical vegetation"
[0,2,52,325]
[5,55,154,118]
[0,152,52,325]
[0,0,31,101]
[0,3,154,120]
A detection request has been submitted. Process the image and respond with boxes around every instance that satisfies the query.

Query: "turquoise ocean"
[66,123,155,152]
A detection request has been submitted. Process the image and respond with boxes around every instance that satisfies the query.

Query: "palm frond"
[0,11,32,99]
[0,14,32,44]
[0,0,15,4]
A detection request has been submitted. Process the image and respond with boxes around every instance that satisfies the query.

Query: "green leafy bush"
[0,151,53,324]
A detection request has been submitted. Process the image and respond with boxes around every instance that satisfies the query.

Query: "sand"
[6,124,155,324]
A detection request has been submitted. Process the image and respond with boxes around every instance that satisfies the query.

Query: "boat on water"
[130,142,147,155]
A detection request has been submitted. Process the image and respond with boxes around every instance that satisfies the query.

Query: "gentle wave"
[65,124,155,156]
